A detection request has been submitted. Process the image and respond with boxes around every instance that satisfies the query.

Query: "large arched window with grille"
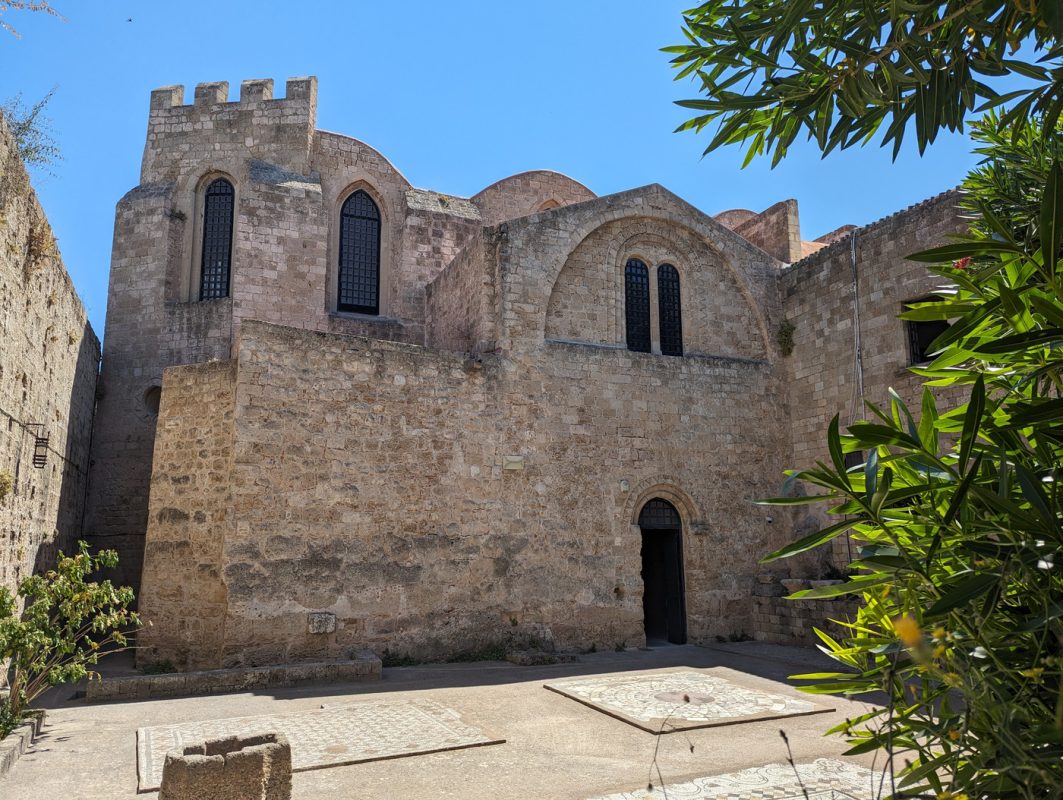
[625,258,650,353]
[657,264,683,356]
[338,190,381,315]
[199,178,234,300]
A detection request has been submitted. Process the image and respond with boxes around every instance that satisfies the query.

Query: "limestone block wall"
[425,231,500,354]
[137,360,235,668]
[544,215,768,359]
[84,182,233,590]
[138,303,793,668]
[142,78,317,184]
[470,170,596,226]
[0,113,99,596]
[91,78,512,589]
[495,184,783,358]
[730,199,802,263]
[780,190,967,569]
[752,595,860,646]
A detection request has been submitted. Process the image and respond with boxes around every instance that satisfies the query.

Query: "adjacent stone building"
[0,113,100,598]
[85,77,965,670]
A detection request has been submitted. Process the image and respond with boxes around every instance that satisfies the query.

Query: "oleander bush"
[761,117,1063,797]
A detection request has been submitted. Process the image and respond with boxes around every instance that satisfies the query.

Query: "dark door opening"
[639,499,687,645]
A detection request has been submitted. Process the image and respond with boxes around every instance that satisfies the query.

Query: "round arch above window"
[337,189,381,315]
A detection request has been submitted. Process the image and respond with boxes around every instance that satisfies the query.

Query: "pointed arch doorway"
[639,498,687,644]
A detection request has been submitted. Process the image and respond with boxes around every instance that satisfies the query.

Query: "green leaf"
[789,574,892,599]
[907,240,1024,262]
[958,375,985,474]
[760,518,860,563]
[827,415,848,486]
[927,573,999,616]
[1040,159,1063,272]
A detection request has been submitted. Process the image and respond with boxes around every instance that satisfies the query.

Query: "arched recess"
[330,181,391,316]
[535,197,774,356]
[624,477,703,533]
[545,215,769,359]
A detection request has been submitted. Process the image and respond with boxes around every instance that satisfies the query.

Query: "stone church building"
[76,77,963,670]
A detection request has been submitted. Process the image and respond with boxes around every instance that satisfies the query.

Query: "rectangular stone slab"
[137,699,503,792]
[544,668,833,734]
[586,757,879,799]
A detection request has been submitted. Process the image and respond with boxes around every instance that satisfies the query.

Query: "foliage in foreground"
[666,1,1063,165]
[0,542,139,737]
[0,1,62,39]
[761,127,1063,795]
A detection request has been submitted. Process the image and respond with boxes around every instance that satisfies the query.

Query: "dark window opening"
[843,450,864,471]
[906,297,950,364]
[657,264,683,357]
[625,258,650,353]
[144,386,162,416]
[338,190,381,315]
[199,178,234,300]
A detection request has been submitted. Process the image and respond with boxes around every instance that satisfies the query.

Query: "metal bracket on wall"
[26,424,48,468]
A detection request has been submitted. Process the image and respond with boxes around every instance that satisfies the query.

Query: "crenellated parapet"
[141,76,318,184]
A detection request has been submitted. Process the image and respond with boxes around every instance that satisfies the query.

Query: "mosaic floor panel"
[136,699,502,792]
[544,670,831,733]
[588,758,879,799]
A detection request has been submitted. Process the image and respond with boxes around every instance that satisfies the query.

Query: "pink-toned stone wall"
[470,170,595,226]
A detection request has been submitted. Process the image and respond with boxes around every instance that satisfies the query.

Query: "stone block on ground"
[159,732,291,800]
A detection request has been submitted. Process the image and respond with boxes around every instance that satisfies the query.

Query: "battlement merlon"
[141,76,318,184]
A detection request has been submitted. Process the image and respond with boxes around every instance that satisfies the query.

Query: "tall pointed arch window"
[625,258,651,353]
[657,264,683,356]
[338,190,381,315]
[199,178,234,300]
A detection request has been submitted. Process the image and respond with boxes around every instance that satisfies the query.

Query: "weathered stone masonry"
[0,113,99,598]
[92,77,966,667]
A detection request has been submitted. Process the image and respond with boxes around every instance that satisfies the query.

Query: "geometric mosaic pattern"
[545,670,831,734]
[587,758,880,799]
[136,699,503,792]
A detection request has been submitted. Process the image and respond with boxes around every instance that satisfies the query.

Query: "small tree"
[0,542,139,737]
[2,87,61,172]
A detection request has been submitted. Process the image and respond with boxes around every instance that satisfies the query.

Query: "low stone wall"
[86,655,380,702]
[0,710,45,781]
[752,595,860,646]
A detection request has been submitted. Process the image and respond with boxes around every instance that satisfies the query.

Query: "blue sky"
[3,1,982,335]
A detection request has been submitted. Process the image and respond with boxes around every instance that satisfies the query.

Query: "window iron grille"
[199,178,234,300]
[639,498,681,530]
[338,190,381,315]
[657,264,683,357]
[625,258,651,353]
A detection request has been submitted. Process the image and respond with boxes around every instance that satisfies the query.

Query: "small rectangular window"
[905,297,950,364]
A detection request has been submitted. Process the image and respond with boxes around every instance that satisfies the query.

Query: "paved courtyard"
[2,642,884,799]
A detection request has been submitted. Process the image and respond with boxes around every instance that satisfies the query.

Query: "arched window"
[199,178,234,300]
[657,264,683,357]
[338,190,381,315]
[625,258,650,353]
